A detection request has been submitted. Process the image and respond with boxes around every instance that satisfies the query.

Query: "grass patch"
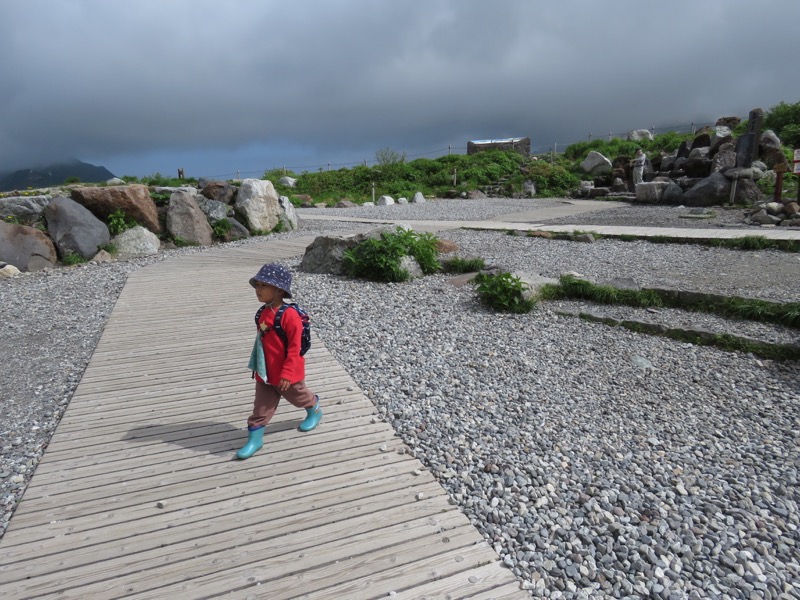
[61,252,87,266]
[442,257,485,273]
[551,274,800,329]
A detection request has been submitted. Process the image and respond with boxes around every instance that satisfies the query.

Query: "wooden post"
[453,168,457,186]
[448,145,451,155]
[588,132,592,142]
[773,162,787,203]
[371,182,375,203]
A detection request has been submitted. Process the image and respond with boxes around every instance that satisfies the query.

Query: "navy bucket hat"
[249,263,293,298]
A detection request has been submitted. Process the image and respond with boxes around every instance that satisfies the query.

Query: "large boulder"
[71,184,161,233]
[682,171,764,207]
[0,221,58,271]
[710,126,732,148]
[166,191,213,246]
[278,195,298,230]
[300,234,361,274]
[627,129,653,141]
[635,181,670,204]
[200,181,237,204]
[234,178,283,232]
[661,182,684,205]
[43,196,110,259]
[113,226,161,258]
[711,149,736,173]
[196,195,230,222]
[682,172,731,207]
[0,195,51,224]
[221,217,250,241]
[580,151,612,175]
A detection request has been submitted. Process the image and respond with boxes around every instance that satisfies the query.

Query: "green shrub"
[150,192,171,206]
[343,227,441,282]
[474,271,536,313]
[764,100,800,147]
[64,176,81,184]
[524,161,579,197]
[99,242,118,255]
[107,208,138,236]
[211,218,232,238]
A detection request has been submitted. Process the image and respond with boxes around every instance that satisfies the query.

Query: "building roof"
[469,137,527,144]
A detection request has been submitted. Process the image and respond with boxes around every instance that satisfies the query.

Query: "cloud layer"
[1,0,797,177]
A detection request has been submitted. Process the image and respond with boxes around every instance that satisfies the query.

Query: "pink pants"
[247,379,317,429]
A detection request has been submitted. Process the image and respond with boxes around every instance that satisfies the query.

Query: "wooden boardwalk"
[0,237,526,600]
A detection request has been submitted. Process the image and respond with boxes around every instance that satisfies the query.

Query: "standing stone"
[735,108,763,168]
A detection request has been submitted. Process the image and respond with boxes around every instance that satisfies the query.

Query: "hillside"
[0,160,115,192]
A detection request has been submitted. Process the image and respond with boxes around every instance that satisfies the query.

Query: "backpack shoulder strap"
[273,304,291,355]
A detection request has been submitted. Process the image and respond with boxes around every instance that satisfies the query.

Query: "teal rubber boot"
[236,426,265,459]
[299,396,322,432]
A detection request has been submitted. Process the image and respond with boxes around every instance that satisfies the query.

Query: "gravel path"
[2,199,799,599]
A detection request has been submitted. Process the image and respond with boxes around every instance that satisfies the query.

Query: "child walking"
[237,263,322,460]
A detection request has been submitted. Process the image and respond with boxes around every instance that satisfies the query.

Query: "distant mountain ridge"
[0,160,116,192]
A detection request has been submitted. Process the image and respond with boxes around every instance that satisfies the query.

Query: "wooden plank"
[0,235,526,600]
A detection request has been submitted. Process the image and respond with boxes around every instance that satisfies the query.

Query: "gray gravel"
[2,199,799,599]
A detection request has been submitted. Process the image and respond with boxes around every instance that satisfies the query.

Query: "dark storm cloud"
[1,0,797,175]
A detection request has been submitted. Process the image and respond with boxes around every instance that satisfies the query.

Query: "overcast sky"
[1,0,797,179]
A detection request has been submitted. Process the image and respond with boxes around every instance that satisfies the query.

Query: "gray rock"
[377,195,395,206]
[44,196,110,259]
[196,196,229,222]
[0,221,57,271]
[166,191,213,246]
[580,151,612,175]
[234,178,282,232]
[113,225,161,257]
[411,192,426,204]
[0,195,51,224]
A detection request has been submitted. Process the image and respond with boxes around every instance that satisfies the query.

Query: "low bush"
[343,227,441,282]
[474,271,536,313]
[107,208,138,236]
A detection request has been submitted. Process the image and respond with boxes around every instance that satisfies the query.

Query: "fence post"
[588,132,592,142]
[453,168,457,186]
[691,122,695,135]
[448,145,451,155]
[608,132,612,141]
[372,181,375,203]
[237,170,240,179]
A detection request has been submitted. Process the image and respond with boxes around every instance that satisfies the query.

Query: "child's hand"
[278,378,291,392]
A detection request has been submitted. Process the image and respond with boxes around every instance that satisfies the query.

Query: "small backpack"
[255,303,311,357]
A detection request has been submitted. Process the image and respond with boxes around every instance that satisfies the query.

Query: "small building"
[467,137,530,157]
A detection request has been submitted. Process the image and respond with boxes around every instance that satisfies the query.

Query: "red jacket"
[256,305,306,385]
